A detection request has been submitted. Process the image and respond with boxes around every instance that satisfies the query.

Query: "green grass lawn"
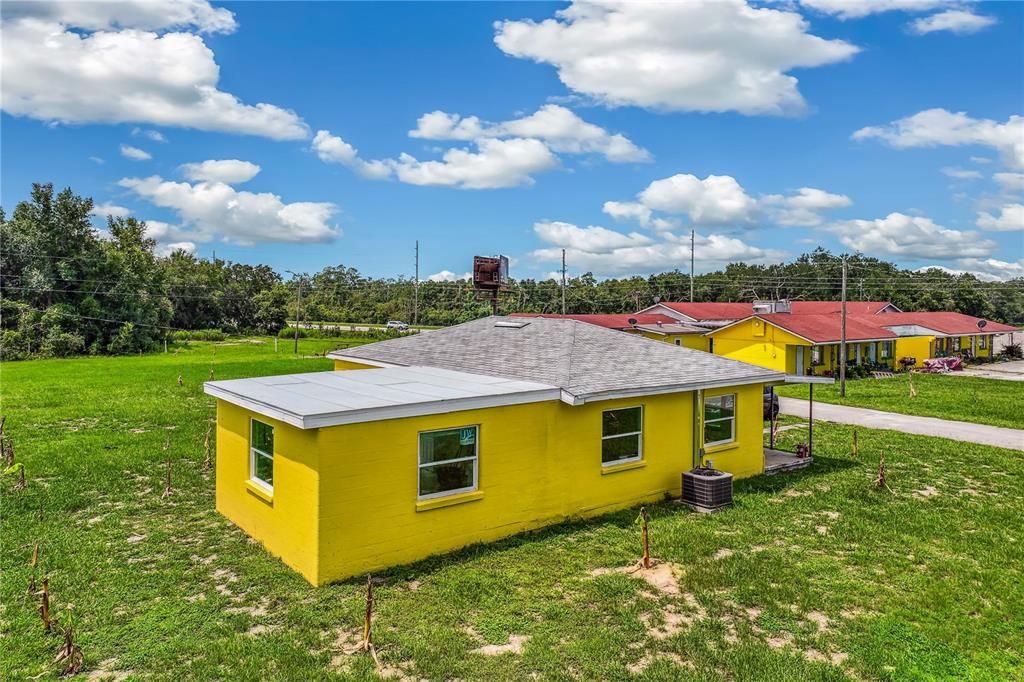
[2,342,1023,680]
[776,371,1024,430]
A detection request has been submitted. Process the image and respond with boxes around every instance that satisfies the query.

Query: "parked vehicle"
[385,320,410,331]
[763,387,779,421]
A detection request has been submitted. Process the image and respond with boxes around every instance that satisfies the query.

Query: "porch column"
[972,336,977,356]
[856,344,862,365]
[869,342,877,363]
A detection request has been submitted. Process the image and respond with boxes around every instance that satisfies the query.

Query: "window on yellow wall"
[418,426,478,499]
[704,395,736,446]
[601,407,643,465]
[880,341,892,359]
[250,419,274,490]
[951,337,961,351]
[979,335,987,349]
[674,338,682,346]
[811,346,823,365]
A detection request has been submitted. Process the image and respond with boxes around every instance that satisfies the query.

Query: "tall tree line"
[2,184,1022,359]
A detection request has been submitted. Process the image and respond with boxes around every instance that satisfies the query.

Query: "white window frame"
[417,425,479,500]
[811,345,823,366]
[951,336,961,351]
[879,341,893,360]
[979,335,988,349]
[249,418,274,492]
[601,406,644,466]
[704,394,737,447]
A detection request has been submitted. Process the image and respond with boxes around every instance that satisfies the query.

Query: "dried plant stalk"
[38,577,52,632]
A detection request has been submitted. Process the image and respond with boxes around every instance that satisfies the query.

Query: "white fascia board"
[572,374,784,405]
[635,303,695,322]
[781,375,835,385]
[205,383,561,429]
[324,353,404,368]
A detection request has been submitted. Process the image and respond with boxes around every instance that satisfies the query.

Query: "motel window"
[879,341,893,359]
[418,426,478,499]
[811,346,823,366]
[601,407,643,465]
[250,419,274,490]
[951,337,961,351]
[674,338,682,346]
[704,395,736,446]
[979,335,988,349]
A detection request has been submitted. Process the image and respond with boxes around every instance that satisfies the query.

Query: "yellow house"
[706,311,1015,375]
[205,317,783,585]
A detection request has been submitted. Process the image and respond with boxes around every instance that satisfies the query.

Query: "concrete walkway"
[958,359,1024,382]
[779,397,1024,451]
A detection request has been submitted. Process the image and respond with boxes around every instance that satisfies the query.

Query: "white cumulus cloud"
[494,0,859,116]
[155,241,198,257]
[2,4,308,140]
[530,220,782,275]
[426,270,471,282]
[638,174,759,226]
[601,201,677,231]
[993,172,1024,195]
[976,204,1024,232]
[800,0,948,19]
[90,202,132,219]
[853,109,1024,170]
[409,104,650,162]
[941,167,982,179]
[828,212,996,259]
[916,258,1024,282]
[909,9,996,35]
[180,159,261,184]
[390,138,559,190]
[311,130,392,180]
[119,144,151,161]
[132,128,168,143]
[119,175,339,244]
[761,187,852,226]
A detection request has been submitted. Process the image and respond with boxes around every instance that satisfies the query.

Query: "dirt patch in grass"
[914,486,940,498]
[713,548,734,560]
[87,658,134,681]
[627,651,692,674]
[591,560,685,596]
[806,610,831,633]
[470,633,530,656]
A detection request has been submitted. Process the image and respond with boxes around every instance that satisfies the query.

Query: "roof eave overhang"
[205,382,562,430]
[566,373,785,405]
[325,352,406,368]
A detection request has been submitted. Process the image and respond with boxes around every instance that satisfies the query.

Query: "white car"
[385,320,409,331]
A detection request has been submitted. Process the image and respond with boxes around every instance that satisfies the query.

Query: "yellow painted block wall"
[708,319,808,373]
[215,400,321,583]
[701,384,765,480]
[635,331,710,351]
[894,336,934,368]
[333,359,379,371]
[311,386,765,584]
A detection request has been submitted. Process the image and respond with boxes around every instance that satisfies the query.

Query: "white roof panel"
[204,367,560,429]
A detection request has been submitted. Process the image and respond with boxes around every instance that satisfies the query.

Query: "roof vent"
[627,317,638,326]
[494,320,530,329]
[978,319,987,329]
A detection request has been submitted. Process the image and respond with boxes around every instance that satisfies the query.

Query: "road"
[779,397,1024,451]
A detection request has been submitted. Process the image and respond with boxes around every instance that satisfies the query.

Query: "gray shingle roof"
[328,316,782,403]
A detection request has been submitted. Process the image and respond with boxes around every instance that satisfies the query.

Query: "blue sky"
[2,0,1022,282]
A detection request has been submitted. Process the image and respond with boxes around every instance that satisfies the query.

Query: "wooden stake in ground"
[209,367,215,381]
[38,577,52,632]
[346,574,381,666]
[54,610,84,676]
[908,371,917,399]
[638,507,651,569]
[851,429,859,458]
[177,374,183,387]
[6,462,27,491]
[203,421,214,472]
[874,453,893,494]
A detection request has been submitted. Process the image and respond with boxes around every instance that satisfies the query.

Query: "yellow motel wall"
[215,401,321,583]
[707,319,808,373]
[633,330,710,352]
[894,337,933,368]
[333,359,379,371]
[215,382,765,585]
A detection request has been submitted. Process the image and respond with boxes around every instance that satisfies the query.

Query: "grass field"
[2,341,1023,680]
[776,371,1024,430]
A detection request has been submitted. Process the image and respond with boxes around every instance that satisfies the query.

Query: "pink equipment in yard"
[921,357,963,373]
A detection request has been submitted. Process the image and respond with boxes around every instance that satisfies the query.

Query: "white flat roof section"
[204,367,561,429]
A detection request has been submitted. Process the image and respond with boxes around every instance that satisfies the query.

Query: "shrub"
[40,331,86,358]
[1000,343,1022,360]
[170,329,227,342]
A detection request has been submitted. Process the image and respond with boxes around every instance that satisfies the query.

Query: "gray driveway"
[779,397,1024,451]
[958,359,1024,382]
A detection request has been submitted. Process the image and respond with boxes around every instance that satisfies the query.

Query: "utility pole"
[413,240,419,326]
[689,229,695,302]
[560,248,567,314]
[286,270,302,354]
[839,256,848,397]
